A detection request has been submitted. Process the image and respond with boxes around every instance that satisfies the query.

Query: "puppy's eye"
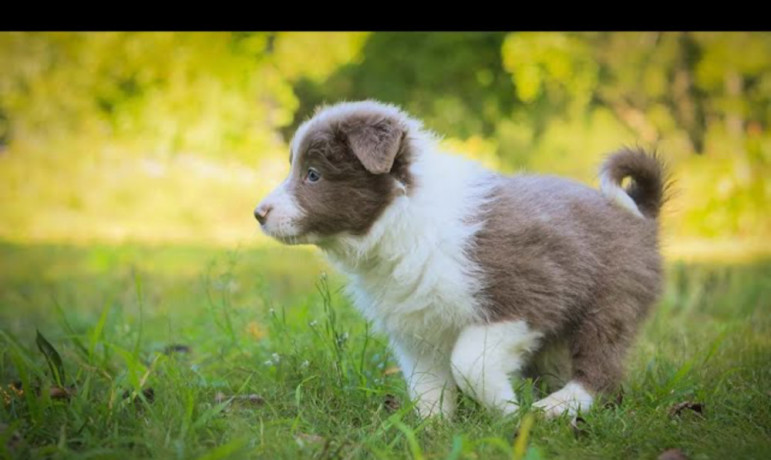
[306,167,321,183]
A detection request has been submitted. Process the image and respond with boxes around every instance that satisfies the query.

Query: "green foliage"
[0,32,769,248]
[1,244,769,458]
[0,32,367,161]
[290,32,518,140]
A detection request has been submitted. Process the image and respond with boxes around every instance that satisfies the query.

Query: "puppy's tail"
[599,148,667,219]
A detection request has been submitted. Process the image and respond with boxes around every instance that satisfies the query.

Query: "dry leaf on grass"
[668,401,704,418]
[658,448,689,460]
[383,366,401,376]
[49,385,76,400]
[383,394,400,413]
[3,381,76,403]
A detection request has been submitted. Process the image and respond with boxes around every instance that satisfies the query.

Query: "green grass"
[1,242,769,459]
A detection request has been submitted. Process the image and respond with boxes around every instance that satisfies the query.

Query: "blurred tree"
[0,32,767,246]
[287,32,517,140]
[499,32,770,240]
[0,32,369,243]
[0,32,368,161]
[291,32,770,242]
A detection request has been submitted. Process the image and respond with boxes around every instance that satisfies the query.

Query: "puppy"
[255,100,664,418]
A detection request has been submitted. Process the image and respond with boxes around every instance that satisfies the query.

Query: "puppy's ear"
[342,117,403,175]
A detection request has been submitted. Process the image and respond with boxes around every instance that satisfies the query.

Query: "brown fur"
[472,150,665,394]
[289,111,412,238]
[601,148,667,219]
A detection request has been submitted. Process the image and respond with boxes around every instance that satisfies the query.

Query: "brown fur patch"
[289,110,412,238]
[472,169,664,393]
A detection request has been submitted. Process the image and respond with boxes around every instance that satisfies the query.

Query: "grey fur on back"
[471,149,666,393]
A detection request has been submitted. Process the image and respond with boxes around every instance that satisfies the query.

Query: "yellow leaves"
[271,32,371,83]
[694,32,771,90]
[440,135,501,170]
[501,32,598,105]
[511,64,541,103]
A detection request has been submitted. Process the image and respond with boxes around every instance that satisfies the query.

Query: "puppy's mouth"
[259,224,313,246]
[270,233,307,245]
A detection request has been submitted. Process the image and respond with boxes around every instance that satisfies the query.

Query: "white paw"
[532,381,593,418]
[415,394,456,419]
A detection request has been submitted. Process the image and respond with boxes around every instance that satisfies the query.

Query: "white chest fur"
[324,149,493,354]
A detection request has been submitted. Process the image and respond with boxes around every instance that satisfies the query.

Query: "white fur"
[599,175,644,218]
[257,179,306,242]
[532,380,594,417]
[391,340,457,418]
[451,321,543,414]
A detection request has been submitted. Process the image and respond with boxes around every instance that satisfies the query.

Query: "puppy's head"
[255,101,413,245]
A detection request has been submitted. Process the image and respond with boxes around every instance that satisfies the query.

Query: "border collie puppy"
[255,101,665,418]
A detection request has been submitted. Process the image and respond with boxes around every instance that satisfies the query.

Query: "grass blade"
[35,330,65,386]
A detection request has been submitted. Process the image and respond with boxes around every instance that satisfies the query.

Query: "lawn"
[0,242,769,459]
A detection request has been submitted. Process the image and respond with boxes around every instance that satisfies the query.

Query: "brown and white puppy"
[255,100,664,418]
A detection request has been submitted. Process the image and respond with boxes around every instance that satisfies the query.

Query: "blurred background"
[1,32,769,261]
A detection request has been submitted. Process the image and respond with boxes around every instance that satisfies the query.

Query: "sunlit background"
[1,32,769,261]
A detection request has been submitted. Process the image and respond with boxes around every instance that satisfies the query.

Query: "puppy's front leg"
[451,321,542,415]
[391,339,457,419]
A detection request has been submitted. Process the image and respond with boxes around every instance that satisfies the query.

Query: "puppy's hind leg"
[533,303,636,418]
[451,321,543,415]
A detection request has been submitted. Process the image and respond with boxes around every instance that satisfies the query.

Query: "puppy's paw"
[532,381,593,418]
[414,396,455,420]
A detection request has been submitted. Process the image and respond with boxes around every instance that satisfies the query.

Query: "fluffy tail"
[599,149,666,219]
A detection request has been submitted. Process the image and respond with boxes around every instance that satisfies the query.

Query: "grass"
[0,241,769,459]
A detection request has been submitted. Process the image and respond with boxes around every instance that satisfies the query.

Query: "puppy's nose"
[254,203,272,225]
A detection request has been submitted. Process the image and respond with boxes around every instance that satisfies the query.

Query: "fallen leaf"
[658,448,688,460]
[668,401,704,418]
[383,366,401,376]
[49,385,76,400]
[383,394,400,413]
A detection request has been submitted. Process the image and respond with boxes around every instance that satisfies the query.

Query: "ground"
[0,242,769,459]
